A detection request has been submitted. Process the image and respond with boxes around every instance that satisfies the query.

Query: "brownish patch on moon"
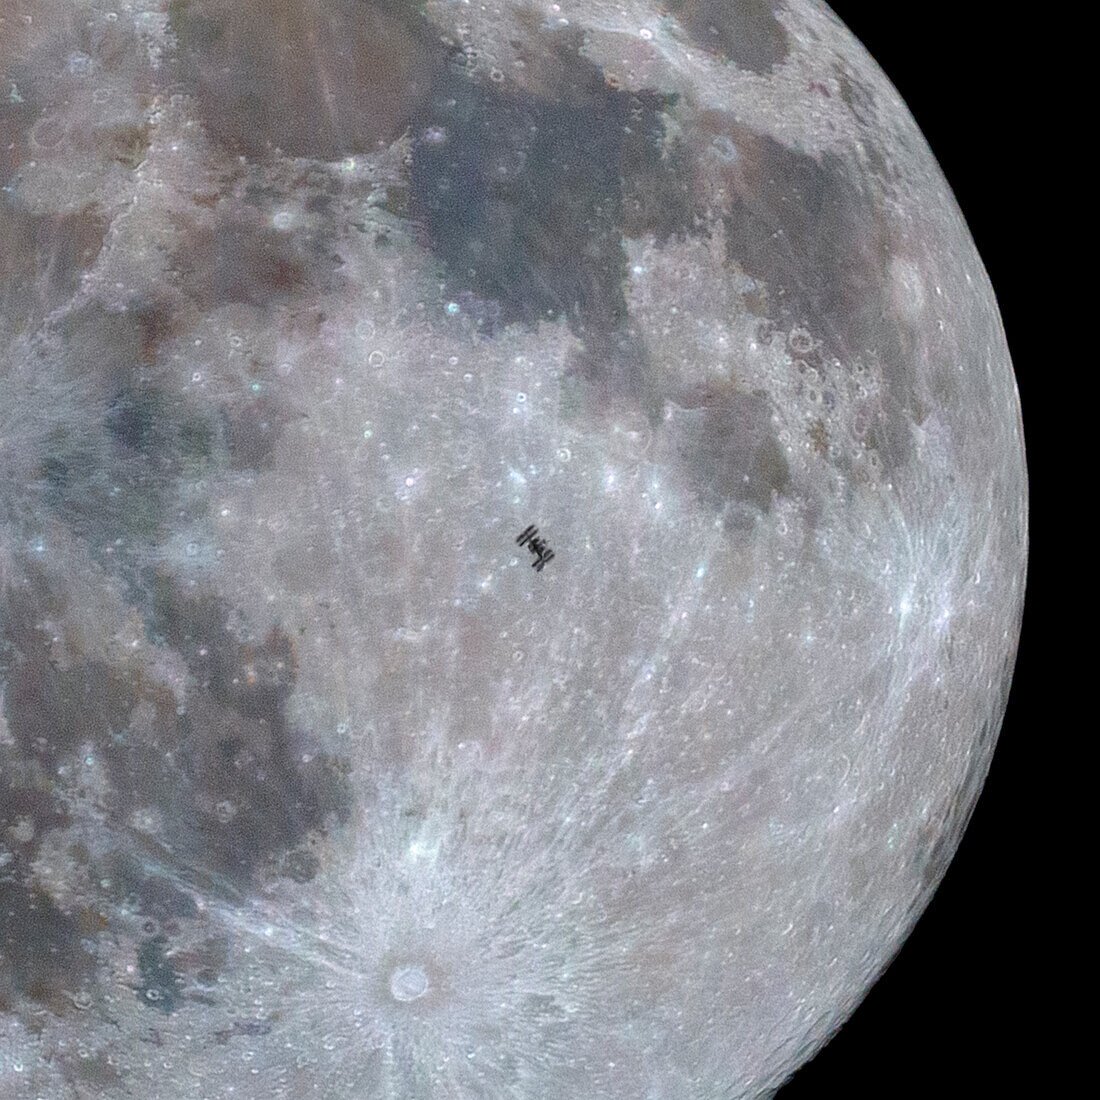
[0,206,111,333]
[669,384,791,520]
[809,417,829,456]
[666,0,790,73]
[694,110,923,472]
[167,0,444,159]
[173,211,309,309]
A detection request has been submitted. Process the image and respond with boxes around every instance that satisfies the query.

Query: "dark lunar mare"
[664,0,790,73]
[406,25,692,335]
[0,557,355,1020]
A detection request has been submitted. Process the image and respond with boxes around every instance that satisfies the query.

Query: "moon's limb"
[0,2,1026,1097]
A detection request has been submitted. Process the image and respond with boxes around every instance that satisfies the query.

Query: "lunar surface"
[0,1,1026,1097]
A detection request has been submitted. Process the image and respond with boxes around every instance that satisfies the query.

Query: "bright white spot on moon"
[389,966,430,1003]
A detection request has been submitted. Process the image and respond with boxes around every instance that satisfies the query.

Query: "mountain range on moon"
[0,2,1026,1097]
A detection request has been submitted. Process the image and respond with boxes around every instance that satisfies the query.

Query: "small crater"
[389,964,429,1003]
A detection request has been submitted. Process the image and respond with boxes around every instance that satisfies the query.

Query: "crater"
[389,964,430,1003]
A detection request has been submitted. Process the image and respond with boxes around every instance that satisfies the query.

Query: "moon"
[0,2,1026,1098]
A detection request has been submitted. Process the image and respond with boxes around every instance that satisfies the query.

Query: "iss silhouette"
[516,524,555,572]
